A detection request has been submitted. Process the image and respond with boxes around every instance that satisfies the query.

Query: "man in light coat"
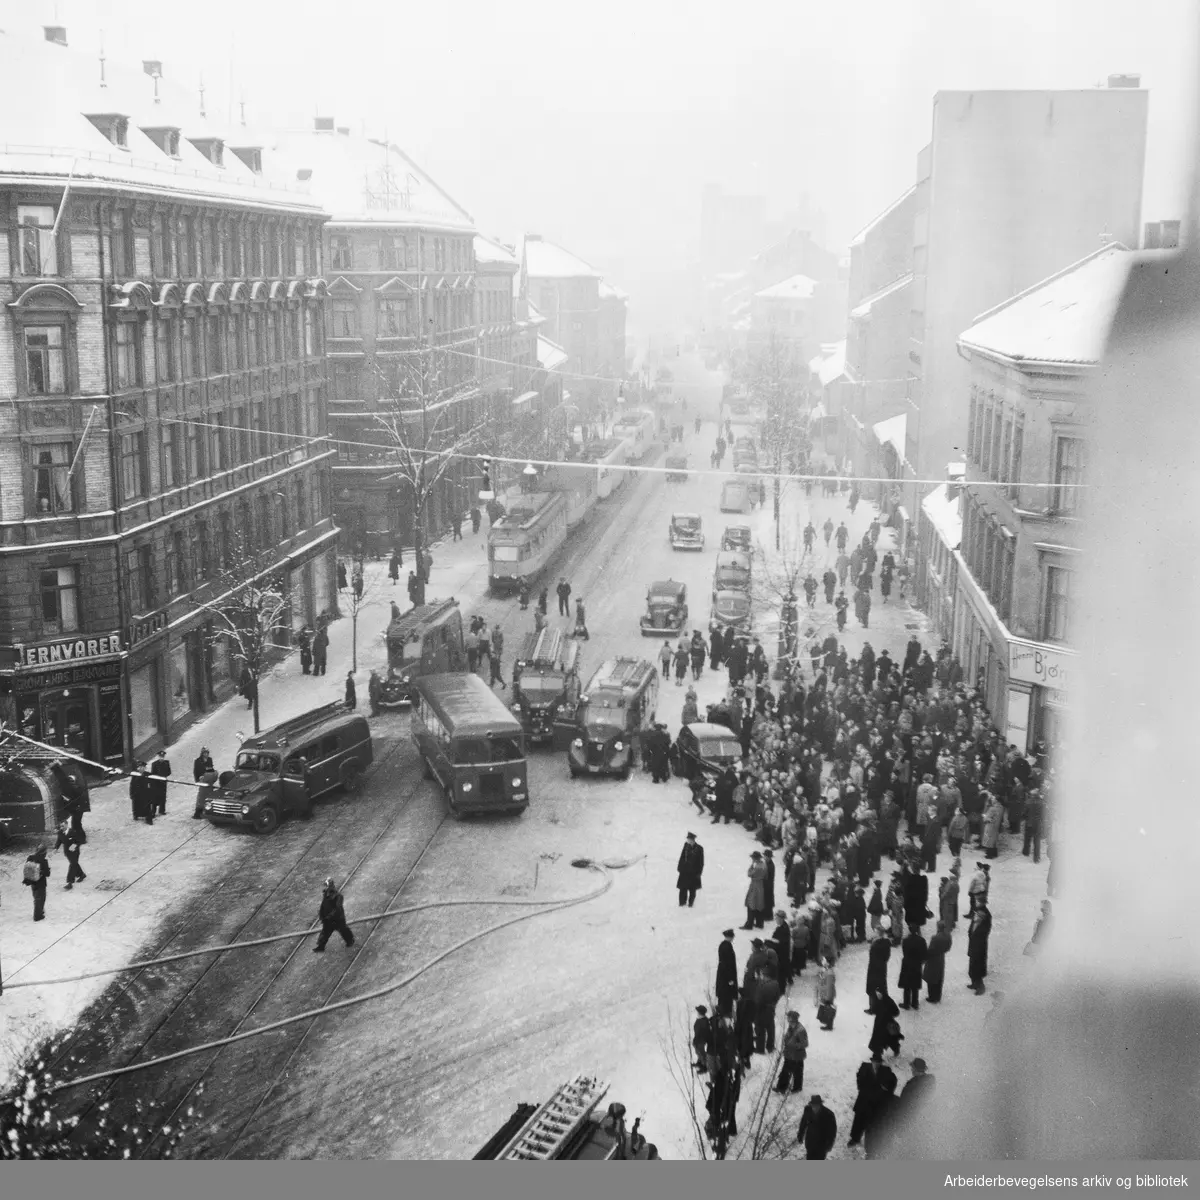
[775,1011,809,1094]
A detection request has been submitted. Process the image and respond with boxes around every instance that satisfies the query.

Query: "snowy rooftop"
[873,412,908,461]
[811,340,847,386]
[538,335,568,372]
[522,235,602,279]
[0,28,322,212]
[755,273,818,301]
[599,279,628,301]
[851,273,913,320]
[474,235,519,268]
[922,482,963,550]
[849,185,916,249]
[958,243,1164,366]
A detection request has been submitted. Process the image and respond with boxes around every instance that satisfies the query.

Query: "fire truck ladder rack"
[494,1075,610,1161]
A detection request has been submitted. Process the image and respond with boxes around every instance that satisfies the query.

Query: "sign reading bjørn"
[18,633,123,668]
[1008,640,1073,692]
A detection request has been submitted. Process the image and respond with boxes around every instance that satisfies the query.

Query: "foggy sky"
[33,0,1199,327]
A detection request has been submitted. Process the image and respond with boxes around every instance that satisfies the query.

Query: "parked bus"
[411,673,529,816]
[488,491,569,593]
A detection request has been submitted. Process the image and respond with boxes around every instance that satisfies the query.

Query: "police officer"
[313,878,355,952]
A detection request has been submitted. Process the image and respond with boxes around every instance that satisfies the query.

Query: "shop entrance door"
[43,694,92,760]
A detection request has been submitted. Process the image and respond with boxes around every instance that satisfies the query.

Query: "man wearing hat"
[149,748,172,815]
[775,1010,809,1094]
[313,877,355,952]
[676,831,705,908]
[692,1005,713,1073]
[22,843,51,921]
[968,862,990,907]
[742,850,767,929]
[796,1094,838,1159]
[716,930,738,1017]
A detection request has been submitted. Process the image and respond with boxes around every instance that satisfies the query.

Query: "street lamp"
[522,461,539,493]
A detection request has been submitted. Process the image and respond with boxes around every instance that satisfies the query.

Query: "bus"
[488,491,569,593]
[411,673,529,816]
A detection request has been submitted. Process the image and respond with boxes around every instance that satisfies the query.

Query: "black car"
[721,525,752,553]
[672,722,743,781]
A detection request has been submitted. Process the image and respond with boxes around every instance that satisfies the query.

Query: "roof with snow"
[522,235,601,279]
[958,243,1153,366]
[0,27,321,213]
[873,413,907,461]
[921,483,963,551]
[851,273,913,320]
[811,340,847,386]
[538,335,569,372]
[755,274,818,301]
[849,186,916,249]
[474,234,519,268]
[599,280,628,301]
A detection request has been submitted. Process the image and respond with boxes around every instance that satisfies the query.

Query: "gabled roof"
[522,235,602,279]
[474,234,519,267]
[958,243,1147,366]
[849,186,916,249]
[755,274,817,301]
[850,273,913,320]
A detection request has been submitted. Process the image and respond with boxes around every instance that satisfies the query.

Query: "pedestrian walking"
[849,1057,896,1147]
[716,929,739,1017]
[573,598,590,640]
[940,868,961,930]
[389,552,400,584]
[796,1095,838,1159]
[834,591,849,631]
[673,641,689,685]
[421,549,433,584]
[312,625,329,676]
[470,506,482,534]
[452,513,463,542]
[814,957,837,1029]
[898,924,927,1010]
[345,671,357,710]
[822,517,834,547]
[822,569,837,605]
[868,989,903,1058]
[775,1011,809,1094]
[967,899,992,994]
[337,560,348,590]
[556,578,572,616]
[54,820,86,888]
[924,921,952,1002]
[677,831,705,907]
[149,749,171,815]
[947,806,968,859]
[22,844,51,920]
[1023,789,1044,861]
[313,877,356,951]
[352,566,364,601]
[130,761,153,824]
[753,969,782,1054]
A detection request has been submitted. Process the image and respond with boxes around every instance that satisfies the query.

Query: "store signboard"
[15,633,123,669]
[1008,640,1074,693]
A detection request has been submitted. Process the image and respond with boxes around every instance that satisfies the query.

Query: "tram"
[488,491,569,593]
[543,462,599,530]
[612,409,656,463]
[578,437,629,500]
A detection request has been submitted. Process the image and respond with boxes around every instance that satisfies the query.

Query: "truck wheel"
[254,806,279,834]
[341,763,363,794]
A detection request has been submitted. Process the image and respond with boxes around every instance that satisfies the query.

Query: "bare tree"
[197,531,293,735]
[370,344,493,607]
[750,530,813,676]
[343,549,388,673]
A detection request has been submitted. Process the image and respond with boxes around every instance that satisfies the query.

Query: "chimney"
[946,458,967,502]
[1107,73,1141,88]
[1144,222,1162,250]
[1160,220,1181,249]
[43,25,67,46]
[143,59,162,77]
[314,116,335,132]
[336,126,350,136]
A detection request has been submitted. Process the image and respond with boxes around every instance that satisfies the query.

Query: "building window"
[330,236,353,270]
[181,315,201,378]
[380,236,406,270]
[304,306,317,356]
[229,224,244,276]
[1053,435,1084,515]
[18,205,58,276]
[275,491,289,540]
[126,545,155,611]
[252,403,266,458]
[166,531,188,596]
[330,299,358,338]
[39,566,80,634]
[207,315,225,373]
[248,226,262,275]
[1000,418,1013,484]
[192,518,210,579]
[269,310,282,362]
[114,320,142,389]
[108,209,135,278]
[295,476,307,528]
[1009,420,1024,502]
[180,216,197,276]
[31,444,75,515]
[231,406,247,462]
[269,396,284,454]
[209,415,225,473]
[1043,565,1073,643]
[119,432,148,501]
[161,422,180,490]
[186,421,206,477]
[257,495,271,546]
[155,316,177,382]
[247,311,261,364]
[231,314,246,370]
[218,511,233,569]
[153,213,173,276]
[378,298,409,337]
[25,325,67,394]
[332,362,360,404]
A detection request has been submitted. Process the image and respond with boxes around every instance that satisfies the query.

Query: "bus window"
[490,736,523,763]
[453,738,490,765]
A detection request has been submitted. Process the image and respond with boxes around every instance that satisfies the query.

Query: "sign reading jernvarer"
[16,633,124,668]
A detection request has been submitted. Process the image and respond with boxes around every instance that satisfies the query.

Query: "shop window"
[119,432,148,501]
[25,325,67,394]
[39,565,80,633]
[169,643,192,723]
[129,661,159,747]
[31,443,76,515]
[18,205,58,276]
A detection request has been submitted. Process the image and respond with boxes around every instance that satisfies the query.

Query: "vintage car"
[664,453,688,482]
[713,550,752,593]
[640,580,688,637]
[721,525,752,553]
[711,587,752,633]
[719,480,751,513]
[672,722,744,782]
[669,512,704,551]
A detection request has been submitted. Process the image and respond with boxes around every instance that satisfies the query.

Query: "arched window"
[9,283,83,396]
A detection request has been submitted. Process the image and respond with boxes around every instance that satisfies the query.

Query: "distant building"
[700,184,769,277]
[922,243,1164,749]
[598,280,629,382]
[0,27,333,765]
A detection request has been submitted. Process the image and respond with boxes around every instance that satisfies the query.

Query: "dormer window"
[143,126,181,157]
[231,146,263,174]
[188,137,225,166]
[86,114,130,148]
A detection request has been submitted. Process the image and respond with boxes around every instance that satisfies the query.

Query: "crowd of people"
[680,616,1057,1159]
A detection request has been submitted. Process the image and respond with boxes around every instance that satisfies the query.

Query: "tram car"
[488,491,569,593]
[612,409,657,463]
[578,437,629,500]
[543,461,600,530]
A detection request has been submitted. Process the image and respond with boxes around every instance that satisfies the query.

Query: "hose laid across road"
[21,857,640,1095]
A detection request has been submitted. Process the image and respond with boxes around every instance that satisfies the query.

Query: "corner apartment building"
[267,124,483,553]
[921,243,1155,751]
[0,28,334,767]
[904,81,1149,511]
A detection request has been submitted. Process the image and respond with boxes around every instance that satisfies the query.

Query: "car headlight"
[241,805,251,816]
[613,741,624,752]
[572,738,583,748]
[512,778,522,788]
[204,800,214,812]
[461,782,473,793]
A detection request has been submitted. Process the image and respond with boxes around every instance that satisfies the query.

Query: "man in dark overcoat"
[716,929,738,1016]
[677,832,705,907]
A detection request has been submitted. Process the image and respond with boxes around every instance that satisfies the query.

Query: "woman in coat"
[771,911,793,988]
[814,958,837,1029]
[923,920,952,1003]
[939,873,960,931]
[867,989,903,1058]
[786,852,810,906]
[742,853,767,929]
[865,924,892,1010]
[967,901,992,994]
[790,909,811,975]
[897,925,928,1009]
[981,797,1005,859]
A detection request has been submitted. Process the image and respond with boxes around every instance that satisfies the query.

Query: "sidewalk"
[0,514,504,1081]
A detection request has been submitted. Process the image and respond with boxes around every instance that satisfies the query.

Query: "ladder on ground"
[494,1075,610,1161]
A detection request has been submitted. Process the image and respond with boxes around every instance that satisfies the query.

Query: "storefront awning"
[921,483,962,550]
[873,413,907,460]
[512,390,539,408]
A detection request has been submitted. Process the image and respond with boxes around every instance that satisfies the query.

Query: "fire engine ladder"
[494,1075,610,1161]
